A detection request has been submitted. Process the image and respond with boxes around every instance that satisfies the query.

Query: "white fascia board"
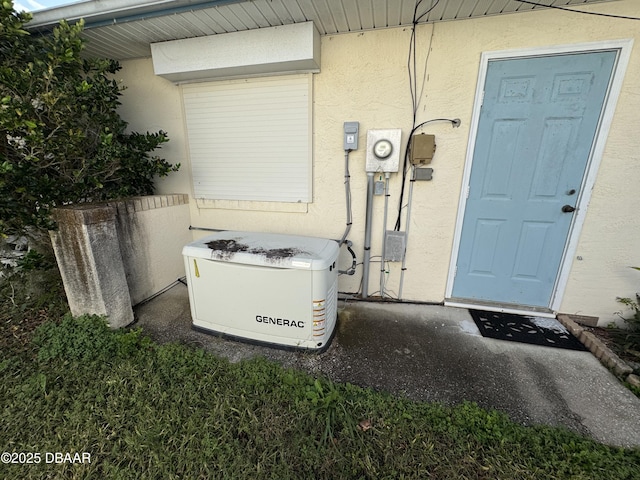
[29,0,174,27]
[151,21,320,83]
[28,0,239,29]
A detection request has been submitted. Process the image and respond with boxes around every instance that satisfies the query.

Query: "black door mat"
[469,310,587,351]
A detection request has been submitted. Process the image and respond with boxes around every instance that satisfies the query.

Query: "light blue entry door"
[452,51,616,308]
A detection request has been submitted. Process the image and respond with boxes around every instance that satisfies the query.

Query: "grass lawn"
[1,307,639,480]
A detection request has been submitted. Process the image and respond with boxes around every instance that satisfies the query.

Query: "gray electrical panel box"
[384,231,406,262]
[414,167,433,181]
[343,122,359,150]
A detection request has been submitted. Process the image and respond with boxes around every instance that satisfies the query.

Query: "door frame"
[445,39,634,316]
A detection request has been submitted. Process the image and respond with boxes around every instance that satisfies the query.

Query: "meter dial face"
[373,139,393,159]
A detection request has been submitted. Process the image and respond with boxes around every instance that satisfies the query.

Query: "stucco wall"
[115,195,192,305]
[116,0,640,326]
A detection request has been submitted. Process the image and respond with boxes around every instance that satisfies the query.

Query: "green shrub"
[0,1,179,237]
[612,267,640,361]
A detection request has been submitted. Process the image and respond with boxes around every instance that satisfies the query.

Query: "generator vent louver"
[314,276,338,340]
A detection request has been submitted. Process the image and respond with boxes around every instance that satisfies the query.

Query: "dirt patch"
[205,239,249,253]
[249,247,305,260]
[206,239,307,263]
[585,326,640,373]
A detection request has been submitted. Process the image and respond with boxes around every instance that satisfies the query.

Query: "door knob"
[562,205,576,213]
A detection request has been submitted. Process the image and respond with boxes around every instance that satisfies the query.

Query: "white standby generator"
[182,231,340,351]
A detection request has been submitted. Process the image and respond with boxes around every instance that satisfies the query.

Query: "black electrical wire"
[408,3,419,125]
[393,117,459,231]
[338,241,357,276]
[398,0,440,233]
[416,0,441,22]
[515,0,640,21]
[407,1,439,123]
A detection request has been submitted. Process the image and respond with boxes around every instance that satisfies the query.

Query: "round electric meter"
[373,139,393,159]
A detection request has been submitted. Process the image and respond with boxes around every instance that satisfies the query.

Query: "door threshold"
[445,298,556,318]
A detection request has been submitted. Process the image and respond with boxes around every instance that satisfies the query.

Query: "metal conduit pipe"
[361,172,375,298]
[398,165,416,299]
[339,150,352,246]
[189,226,227,232]
[380,172,391,297]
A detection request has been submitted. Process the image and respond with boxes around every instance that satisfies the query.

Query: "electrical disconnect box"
[414,167,433,181]
[384,231,406,262]
[410,134,436,165]
[343,122,359,150]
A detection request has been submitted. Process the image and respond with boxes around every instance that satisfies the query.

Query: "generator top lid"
[182,231,340,270]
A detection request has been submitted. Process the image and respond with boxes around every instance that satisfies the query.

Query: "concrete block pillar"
[50,204,134,328]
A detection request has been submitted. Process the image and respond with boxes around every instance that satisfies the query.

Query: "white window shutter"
[182,74,312,203]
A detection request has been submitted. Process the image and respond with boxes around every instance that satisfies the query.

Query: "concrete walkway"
[134,283,640,448]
